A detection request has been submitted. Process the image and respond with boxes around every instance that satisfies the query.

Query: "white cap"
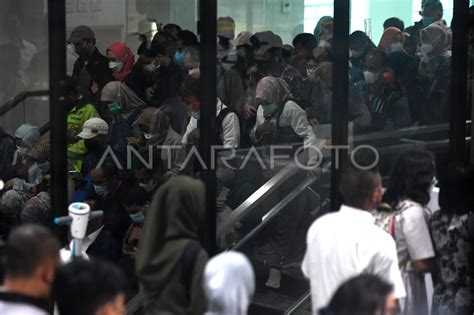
[77,118,109,139]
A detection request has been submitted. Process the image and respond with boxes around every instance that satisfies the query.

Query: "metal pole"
[48,0,68,233]
[330,0,350,211]
[449,0,469,164]
[199,0,217,255]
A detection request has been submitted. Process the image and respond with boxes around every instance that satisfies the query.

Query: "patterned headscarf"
[420,22,452,57]
[255,76,291,108]
[1,190,27,213]
[28,140,50,162]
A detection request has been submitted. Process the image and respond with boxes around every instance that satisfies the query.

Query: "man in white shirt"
[302,164,406,314]
[0,224,60,315]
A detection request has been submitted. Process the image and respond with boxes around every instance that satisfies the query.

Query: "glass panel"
[217,0,333,313]
[0,0,51,253]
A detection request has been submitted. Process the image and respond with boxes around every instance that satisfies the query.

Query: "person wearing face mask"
[217,17,236,62]
[404,1,446,56]
[125,46,156,101]
[292,33,318,77]
[133,108,184,178]
[147,40,185,109]
[378,28,422,123]
[90,160,132,243]
[313,16,334,62]
[349,31,377,72]
[5,124,41,190]
[362,49,411,131]
[250,77,318,278]
[5,141,51,197]
[106,42,135,83]
[304,60,371,132]
[417,23,452,124]
[121,187,151,257]
[245,31,305,123]
[69,25,113,97]
[68,117,109,176]
[232,32,255,90]
[181,75,241,149]
[175,30,200,70]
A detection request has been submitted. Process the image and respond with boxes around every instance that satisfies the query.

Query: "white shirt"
[302,205,406,313]
[393,200,435,272]
[250,101,319,165]
[0,300,48,315]
[182,99,240,148]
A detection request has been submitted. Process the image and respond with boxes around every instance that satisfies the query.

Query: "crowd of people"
[0,0,473,314]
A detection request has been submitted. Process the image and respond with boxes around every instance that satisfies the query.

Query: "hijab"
[203,252,255,315]
[420,23,452,58]
[107,42,135,82]
[378,27,404,53]
[136,176,205,294]
[14,123,41,148]
[133,107,171,146]
[255,76,291,108]
[101,81,144,113]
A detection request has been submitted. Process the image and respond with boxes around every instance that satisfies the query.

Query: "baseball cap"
[68,25,95,44]
[253,31,283,60]
[136,18,159,37]
[77,118,109,139]
[233,31,254,47]
[217,17,236,40]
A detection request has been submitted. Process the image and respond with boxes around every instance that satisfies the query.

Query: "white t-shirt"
[302,205,406,314]
[394,200,435,272]
[0,300,48,315]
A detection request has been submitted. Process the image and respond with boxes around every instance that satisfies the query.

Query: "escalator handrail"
[0,90,49,117]
[232,175,318,251]
[216,154,309,238]
[352,123,450,143]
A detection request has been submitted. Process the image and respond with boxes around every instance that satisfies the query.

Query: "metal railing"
[0,90,49,117]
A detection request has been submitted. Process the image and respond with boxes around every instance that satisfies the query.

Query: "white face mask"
[318,39,331,48]
[363,71,380,85]
[143,133,153,140]
[420,43,434,55]
[307,68,317,78]
[188,67,200,79]
[109,61,124,72]
[390,42,404,53]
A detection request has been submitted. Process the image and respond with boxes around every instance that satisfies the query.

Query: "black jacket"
[150,61,184,107]
[73,47,114,93]
[87,228,122,262]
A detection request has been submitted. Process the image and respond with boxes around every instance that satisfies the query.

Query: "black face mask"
[84,139,104,152]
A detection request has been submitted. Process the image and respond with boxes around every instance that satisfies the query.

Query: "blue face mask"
[129,211,145,224]
[422,16,435,27]
[262,103,278,116]
[236,47,247,58]
[191,110,200,120]
[145,63,157,72]
[175,51,185,64]
[93,184,108,197]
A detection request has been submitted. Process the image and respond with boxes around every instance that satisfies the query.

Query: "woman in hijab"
[203,252,255,315]
[106,42,135,82]
[133,107,184,178]
[101,81,147,119]
[417,23,452,124]
[136,176,208,315]
[378,28,422,123]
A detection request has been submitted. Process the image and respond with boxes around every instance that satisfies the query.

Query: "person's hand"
[216,198,226,211]
[127,137,140,146]
[188,128,200,144]
[130,227,142,242]
[244,103,257,119]
[256,121,273,139]
[145,87,155,100]
[91,81,99,94]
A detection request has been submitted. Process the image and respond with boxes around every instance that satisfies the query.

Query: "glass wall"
[0,0,52,251]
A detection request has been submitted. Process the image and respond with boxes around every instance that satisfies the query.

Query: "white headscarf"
[100,81,145,113]
[203,252,255,315]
